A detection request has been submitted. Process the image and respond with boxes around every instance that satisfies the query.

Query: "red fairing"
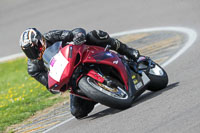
[48,44,86,91]
[48,44,129,91]
[82,46,129,90]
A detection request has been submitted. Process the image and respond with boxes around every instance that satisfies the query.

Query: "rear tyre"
[147,63,168,91]
[78,76,132,109]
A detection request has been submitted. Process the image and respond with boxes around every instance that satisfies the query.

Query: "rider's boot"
[110,38,140,61]
[70,94,96,119]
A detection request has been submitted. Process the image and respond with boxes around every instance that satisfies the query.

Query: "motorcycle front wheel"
[78,76,132,109]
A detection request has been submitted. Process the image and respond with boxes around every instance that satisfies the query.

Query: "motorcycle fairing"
[82,46,129,90]
[92,51,115,62]
[48,44,89,91]
[47,44,129,92]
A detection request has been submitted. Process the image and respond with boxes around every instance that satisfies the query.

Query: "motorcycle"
[43,41,168,109]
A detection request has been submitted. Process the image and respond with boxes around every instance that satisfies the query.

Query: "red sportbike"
[43,41,168,109]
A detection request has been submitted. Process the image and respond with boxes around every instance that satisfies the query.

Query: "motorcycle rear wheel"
[147,63,168,91]
[78,76,132,109]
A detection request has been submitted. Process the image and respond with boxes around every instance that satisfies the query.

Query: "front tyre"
[147,63,168,91]
[78,76,132,109]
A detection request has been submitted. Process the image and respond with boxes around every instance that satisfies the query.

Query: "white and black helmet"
[20,28,46,59]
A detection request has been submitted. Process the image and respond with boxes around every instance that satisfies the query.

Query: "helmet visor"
[22,43,39,59]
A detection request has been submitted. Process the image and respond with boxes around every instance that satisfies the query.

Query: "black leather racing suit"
[27,28,139,118]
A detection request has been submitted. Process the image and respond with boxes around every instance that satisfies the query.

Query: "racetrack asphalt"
[1,0,200,133]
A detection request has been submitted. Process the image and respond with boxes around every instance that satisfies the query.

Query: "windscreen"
[43,41,62,70]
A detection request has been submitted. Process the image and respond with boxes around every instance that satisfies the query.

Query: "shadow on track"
[133,82,179,106]
[86,82,179,120]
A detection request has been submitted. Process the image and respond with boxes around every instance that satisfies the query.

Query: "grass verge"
[0,58,68,133]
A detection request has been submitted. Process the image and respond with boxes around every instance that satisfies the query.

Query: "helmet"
[19,28,46,59]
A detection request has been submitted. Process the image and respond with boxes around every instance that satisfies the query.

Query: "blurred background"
[0,0,199,57]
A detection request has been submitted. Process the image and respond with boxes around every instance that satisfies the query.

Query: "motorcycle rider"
[19,28,140,119]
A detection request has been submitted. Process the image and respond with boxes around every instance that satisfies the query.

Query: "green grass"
[0,58,67,132]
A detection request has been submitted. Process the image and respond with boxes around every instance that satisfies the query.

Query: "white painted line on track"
[110,26,197,68]
[43,104,100,133]
[43,27,197,133]
[0,53,24,63]
[43,117,75,133]
[158,27,197,67]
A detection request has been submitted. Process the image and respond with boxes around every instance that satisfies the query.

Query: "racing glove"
[73,33,86,45]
